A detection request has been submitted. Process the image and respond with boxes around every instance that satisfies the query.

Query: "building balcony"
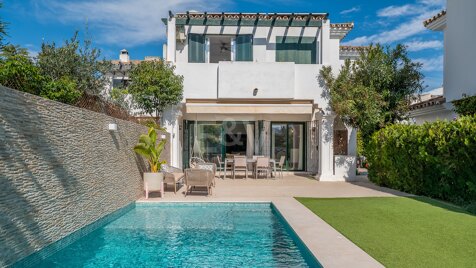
[174,62,325,102]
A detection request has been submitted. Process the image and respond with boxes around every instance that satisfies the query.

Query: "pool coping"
[138,198,384,268]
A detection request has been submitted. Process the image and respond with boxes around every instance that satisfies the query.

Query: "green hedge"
[367,116,476,206]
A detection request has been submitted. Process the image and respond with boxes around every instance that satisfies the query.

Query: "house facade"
[160,12,359,181]
[410,0,476,124]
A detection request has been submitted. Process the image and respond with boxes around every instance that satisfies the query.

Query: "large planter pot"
[144,172,164,199]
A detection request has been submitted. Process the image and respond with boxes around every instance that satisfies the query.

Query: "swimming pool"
[20,203,321,267]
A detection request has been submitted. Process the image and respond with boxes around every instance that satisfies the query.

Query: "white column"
[320,20,331,65]
[317,113,335,181]
[347,126,357,157]
[166,17,176,63]
[161,105,182,168]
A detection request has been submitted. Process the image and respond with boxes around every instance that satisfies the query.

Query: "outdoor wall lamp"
[108,123,118,131]
[161,134,167,139]
[253,88,258,96]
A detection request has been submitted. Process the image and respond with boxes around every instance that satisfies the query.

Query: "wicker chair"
[189,157,205,168]
[184,168,214,196]
[161,164,185,194]
[196,162,217,186]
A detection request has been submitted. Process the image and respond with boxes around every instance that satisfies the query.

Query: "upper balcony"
[174,61,327,106]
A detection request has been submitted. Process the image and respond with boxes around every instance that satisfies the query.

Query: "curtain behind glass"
[246,123,254,158]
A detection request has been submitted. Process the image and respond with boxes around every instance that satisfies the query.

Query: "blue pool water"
[31,203,320,267]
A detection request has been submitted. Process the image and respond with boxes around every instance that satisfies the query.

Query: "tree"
[127,60,183,118]
[37,32,111,96]
[0,45,44,95]
[320,44,424,141]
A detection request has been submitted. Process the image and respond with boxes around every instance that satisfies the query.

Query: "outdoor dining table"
[223,158,277,179]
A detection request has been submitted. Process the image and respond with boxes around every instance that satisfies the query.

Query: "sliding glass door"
[183,121,255,168]
[271,123,305,171]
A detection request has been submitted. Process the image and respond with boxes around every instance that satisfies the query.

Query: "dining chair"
[233,155,248,179]
[215,155,226,178]
[255,156,270,179]
[277,155,286,178]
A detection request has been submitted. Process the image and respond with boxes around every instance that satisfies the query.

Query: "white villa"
[156,11,359,181]
[409,0,476,124]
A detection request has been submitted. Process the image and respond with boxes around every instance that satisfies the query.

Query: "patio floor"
[139,173,409,201]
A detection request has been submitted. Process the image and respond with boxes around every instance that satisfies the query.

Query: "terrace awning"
[184,102,313,115]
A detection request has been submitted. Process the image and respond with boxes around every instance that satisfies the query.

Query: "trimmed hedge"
[367,116,476,206]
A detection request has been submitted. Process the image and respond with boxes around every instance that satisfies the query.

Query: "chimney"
[119,49,130,63]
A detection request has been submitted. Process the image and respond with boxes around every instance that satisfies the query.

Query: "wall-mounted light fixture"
[253,88,258,96]
[108,123,118,131]
[161,134,167,139]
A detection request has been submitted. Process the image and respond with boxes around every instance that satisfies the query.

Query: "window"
[276,36,317,64]
[208,36,233,63]
[112,78,129,88]
[235,35,253,61]
[188,34,253,63]
[188,34,206,63]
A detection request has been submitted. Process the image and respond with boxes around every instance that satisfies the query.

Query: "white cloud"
[340,6,360,15]
[417,0,445,7]
[414,55,444,72]
[405,40,443,51]
[377,5,418,17]
[35,0,226,46]
[344,0,446,46]
[343,10,437,46]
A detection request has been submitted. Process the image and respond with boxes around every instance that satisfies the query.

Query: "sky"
[2,0,445,90]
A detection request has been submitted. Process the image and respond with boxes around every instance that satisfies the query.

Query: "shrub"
[366,116,476,206]
[453,95,476,116]
[40,76,81,104]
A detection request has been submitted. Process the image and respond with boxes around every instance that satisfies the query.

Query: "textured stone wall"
[0,86,170,266]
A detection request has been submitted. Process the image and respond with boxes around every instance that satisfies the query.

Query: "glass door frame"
[270,122,306,171]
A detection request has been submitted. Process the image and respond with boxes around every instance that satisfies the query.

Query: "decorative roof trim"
[330,22,354,30]
[166,12,329,27]
[423,10,446,31]
[339,45,367,52]
[330,22,354,40]
[409,95,446,110]
[339,46,365,60]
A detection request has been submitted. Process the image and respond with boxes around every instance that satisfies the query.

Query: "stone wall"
[0,86,170,266]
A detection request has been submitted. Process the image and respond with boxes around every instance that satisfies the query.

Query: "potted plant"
[134,126,167,198]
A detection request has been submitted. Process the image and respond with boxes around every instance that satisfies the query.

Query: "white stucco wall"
[174,63,218,99]
[409,104,457,125]
[444,0,476,102]
[219,62,295,99]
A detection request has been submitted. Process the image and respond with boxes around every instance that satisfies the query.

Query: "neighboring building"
[105,49,161,119]
[159,11,360,181]
[411,0,476,123]
[107,49,161,93]
[408,88,455,124]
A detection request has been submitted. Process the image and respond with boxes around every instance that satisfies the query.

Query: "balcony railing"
[174,61,324,101]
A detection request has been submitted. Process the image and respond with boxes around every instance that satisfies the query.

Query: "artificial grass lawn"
[296,197,476,268]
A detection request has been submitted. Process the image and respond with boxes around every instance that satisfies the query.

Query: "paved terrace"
[139,174,409,268]
[140,173,408,201]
